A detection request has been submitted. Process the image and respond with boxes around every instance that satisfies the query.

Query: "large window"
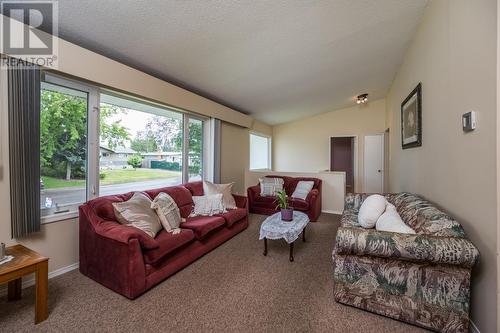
[40,74,210,222]
[40,81,89,220]
[98,93,184,196]
[250,133,271,170]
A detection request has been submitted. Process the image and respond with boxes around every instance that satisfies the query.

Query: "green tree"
[127,155,143,169]
[144,116,182,152]
[100,103,130,150]
[41,90,88,180]
[130,130,158,153]
[188,120,202,175]
[40,91,130,180]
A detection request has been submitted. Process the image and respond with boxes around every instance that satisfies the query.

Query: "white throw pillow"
[259,177,284,196]
[203,181,237,210]
[358,194,387,228]
[191,194,226,216]
[151,192,183,234]
[376,203,415,234]
[291,181,314,200]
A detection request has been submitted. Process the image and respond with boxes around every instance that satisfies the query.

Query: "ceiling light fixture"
[356,93,368,104]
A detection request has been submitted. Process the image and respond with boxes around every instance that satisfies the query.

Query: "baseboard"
[322,209,343,215]
[0,262,79,297]
[470,320,480,333]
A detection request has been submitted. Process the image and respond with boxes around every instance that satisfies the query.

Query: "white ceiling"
[51,0,427,125]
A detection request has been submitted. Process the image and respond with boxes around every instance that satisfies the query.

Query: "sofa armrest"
[306,188,320,203]
[335,226,479,268]
[79,205,159,250]
[344,193,369,211]
[247,184,260,198]
[233,194,248,209]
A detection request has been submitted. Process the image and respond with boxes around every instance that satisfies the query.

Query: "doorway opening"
[330,136,356,193]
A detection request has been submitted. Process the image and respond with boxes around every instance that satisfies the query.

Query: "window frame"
[249,132,272,171]
[40,72,211,224]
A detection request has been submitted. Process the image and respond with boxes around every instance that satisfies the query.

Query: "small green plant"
[127,154,143,169]
[274,190,289,210]
[99,172,106,180]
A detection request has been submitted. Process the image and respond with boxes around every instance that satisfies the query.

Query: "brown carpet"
[0,214,427,333]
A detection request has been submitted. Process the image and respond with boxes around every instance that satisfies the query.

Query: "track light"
[356,94,368,104]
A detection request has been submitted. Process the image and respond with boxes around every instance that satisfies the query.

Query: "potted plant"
[275,190,293,221]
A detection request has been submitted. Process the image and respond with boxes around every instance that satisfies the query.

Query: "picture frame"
[401,83,422,149]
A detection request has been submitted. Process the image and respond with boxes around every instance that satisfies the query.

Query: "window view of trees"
[40,81,205,218]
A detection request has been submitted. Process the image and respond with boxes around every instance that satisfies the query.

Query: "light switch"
[462,111,476,132]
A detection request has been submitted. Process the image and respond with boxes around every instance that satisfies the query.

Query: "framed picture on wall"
[401,83,422,149]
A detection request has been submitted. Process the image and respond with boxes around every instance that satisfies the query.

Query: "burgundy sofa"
[79,181,248,299]
[247,175,322,221]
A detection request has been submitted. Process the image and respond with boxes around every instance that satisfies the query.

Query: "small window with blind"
[249,133,271,170]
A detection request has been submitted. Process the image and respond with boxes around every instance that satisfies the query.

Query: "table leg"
[302,226,306,242]
[263,237,267,256]
[35,261,48,324]
[7,278,22,301]
[289,242,294,262]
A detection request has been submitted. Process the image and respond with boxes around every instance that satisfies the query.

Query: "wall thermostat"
[462,111,476,132]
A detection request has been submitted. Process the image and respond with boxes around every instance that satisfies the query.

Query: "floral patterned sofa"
[332,192,479,333]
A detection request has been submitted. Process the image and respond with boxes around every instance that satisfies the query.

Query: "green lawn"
[42,168,180,189]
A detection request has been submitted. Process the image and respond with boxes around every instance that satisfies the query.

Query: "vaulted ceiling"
[50,0,427,124]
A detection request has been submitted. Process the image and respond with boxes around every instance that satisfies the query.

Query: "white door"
[363,134,384,193]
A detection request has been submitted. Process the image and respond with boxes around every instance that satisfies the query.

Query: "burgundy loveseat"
[247,175,322,221]
[79,181,248,299]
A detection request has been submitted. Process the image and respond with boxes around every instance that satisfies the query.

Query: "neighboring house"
[100,145,137,169]
[142,151,182,168]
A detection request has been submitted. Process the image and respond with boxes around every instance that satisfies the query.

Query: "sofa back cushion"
[145,185,194,218]
[184,181,204,196]
[263,175,320,196]
[89,192,135,222]
[386,192,466,237]
[287,177,321,195]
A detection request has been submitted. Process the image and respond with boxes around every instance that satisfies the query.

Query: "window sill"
[41,211,78,224]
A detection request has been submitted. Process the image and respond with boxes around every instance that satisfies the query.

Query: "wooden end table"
[0,244,49,324]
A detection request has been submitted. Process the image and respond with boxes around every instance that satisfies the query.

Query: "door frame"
[362,133,385,193]
[329,135,358,192]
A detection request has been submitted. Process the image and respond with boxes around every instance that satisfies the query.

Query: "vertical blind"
[8,60,41,238]
[212,119,221,183]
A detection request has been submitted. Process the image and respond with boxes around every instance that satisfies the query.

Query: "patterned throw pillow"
[259,177,284,196]
[151,192,183,234]
[203,181,237,210]
[191,193,226,216]
[112,192,162,238]
[291,181,314,200]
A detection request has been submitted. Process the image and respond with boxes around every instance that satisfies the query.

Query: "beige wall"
[272,99,386,192]
[220,120,272,195]
[387,1,497,331]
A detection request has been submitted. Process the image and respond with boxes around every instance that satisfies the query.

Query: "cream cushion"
[191,194,226,216]
[259,177,284,196]
[291,181,314,200]
[112,192,162,238]
[203,181,237,210]
[376,203,416,234]
[151,192,183,234]
[358,194,387,228]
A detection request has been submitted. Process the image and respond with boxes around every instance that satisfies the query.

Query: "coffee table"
[259,211,310,262]
[0,244,49,324]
